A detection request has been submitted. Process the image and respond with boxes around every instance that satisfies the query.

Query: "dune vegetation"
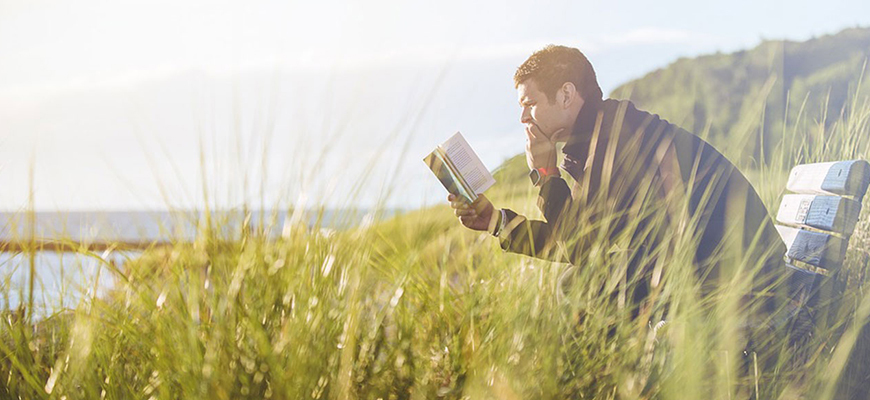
[3,32,870,399]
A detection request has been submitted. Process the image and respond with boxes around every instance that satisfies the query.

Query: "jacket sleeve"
[497,176,574,262]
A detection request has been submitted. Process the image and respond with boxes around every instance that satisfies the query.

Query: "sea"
[0,209,400,317]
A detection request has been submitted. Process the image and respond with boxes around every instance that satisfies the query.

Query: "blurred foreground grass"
[2,89,870,399]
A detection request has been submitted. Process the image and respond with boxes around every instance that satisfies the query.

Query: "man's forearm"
[537,176,572,223]
[497,209,568,262]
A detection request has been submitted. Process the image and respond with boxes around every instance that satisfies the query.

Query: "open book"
[423,132,496,203]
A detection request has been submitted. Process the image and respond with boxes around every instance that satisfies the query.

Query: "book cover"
[423,132,495,203]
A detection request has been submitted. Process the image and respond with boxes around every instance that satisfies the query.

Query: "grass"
[2,82,870,399]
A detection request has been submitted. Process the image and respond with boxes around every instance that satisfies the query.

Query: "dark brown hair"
[514,45,603,104]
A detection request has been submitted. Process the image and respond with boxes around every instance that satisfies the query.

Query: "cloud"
[601,27,718,47]
[0,27,716,105]
[324,27,715,69]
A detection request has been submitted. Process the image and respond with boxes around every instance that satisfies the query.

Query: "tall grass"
[2,82,870,399]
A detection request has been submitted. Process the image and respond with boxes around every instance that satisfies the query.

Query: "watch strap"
[529,167,561,186]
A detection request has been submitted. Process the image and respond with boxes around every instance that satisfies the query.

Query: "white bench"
[773,160,870,372]
[776,160,870,275]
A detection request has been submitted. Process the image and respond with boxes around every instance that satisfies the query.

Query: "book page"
[441,132,496,195]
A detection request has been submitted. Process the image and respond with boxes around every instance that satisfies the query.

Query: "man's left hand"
[525,124,564,171]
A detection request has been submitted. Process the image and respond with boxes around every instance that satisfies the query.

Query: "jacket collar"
[562,97,605,160]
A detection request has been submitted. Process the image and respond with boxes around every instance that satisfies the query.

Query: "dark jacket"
[498,98,787,312]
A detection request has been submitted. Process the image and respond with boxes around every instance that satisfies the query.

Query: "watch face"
[528,168,541,186]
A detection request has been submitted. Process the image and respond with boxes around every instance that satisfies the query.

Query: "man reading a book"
[448,45,790,331]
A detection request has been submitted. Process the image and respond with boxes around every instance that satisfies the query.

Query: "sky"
[1,0,869,211]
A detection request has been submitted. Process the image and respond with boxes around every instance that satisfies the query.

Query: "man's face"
[517,79,570,141]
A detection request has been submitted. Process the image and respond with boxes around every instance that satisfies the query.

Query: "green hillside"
[610,27,870,166]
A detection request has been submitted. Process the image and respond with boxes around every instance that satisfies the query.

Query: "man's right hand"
[525,124,563,171]
[447,193,496,232]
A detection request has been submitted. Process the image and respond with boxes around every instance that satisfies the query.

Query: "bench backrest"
[770,160,870,394]
[772,159,870,349]
[775,160,870,274]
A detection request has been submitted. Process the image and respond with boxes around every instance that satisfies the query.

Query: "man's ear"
[560,82,578,109]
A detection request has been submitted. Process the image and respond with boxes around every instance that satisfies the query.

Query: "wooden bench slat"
[784,262,820,296]
[776,194,863,235]
[775,225,847,270]
[777,224,799,249]
[786,160,870,198]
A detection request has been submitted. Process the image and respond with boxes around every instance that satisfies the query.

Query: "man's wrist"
[529,167,561,187]
[491,209,507,237]
[539,174,559,187]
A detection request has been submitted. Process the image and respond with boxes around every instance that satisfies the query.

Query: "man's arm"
[491,122,577,262]
[448,124,576,262]
[446,175,574,263]
[498,175,574,262]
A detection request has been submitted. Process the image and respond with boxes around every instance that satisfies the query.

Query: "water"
[0,209,400,317]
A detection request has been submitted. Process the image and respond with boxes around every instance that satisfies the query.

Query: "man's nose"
[520,108,531,124]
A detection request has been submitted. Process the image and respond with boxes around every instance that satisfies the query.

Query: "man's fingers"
[528,124,564,143]
[471,195,490,213]
[450,200,470,209]
[528,123,548,139]
[453,204,472,213]
[527,125,554,145]
[454,208,477,217]
[459,215,480,227]
[525,126,537,141]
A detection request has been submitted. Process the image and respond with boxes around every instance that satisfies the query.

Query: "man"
[448,45,789,328]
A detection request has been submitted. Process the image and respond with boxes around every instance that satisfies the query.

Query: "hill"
[610,27,870,165]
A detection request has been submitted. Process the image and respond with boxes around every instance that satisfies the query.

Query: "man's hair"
[514,45,603,104]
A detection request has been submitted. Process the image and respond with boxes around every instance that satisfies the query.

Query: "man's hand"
[525,124,564,171]
[447,193,495,232]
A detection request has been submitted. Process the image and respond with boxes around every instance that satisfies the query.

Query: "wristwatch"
[491,209,507,237]
[529,167,560,187]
